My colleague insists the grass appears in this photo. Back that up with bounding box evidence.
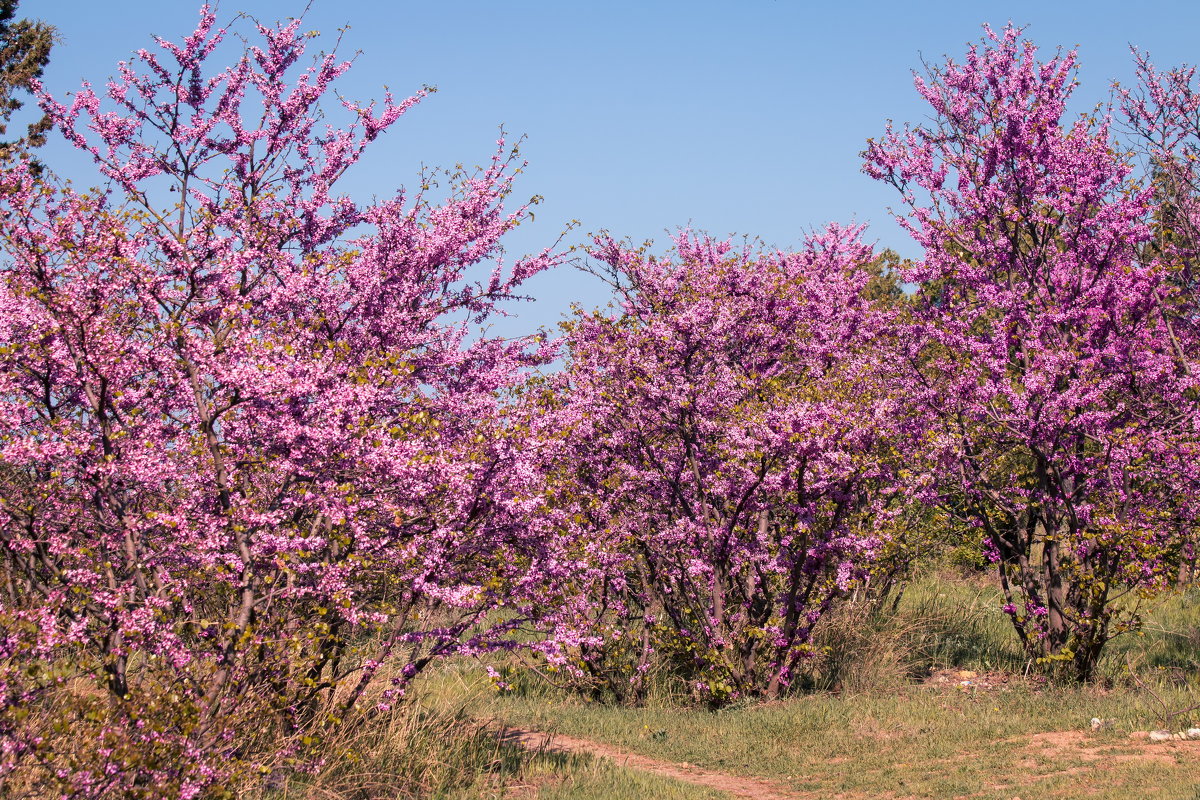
[415,570,1200,800]
[257,691,725,799]
[528,760,728,800]
[255,703,518,799]
[482,682,1200,799]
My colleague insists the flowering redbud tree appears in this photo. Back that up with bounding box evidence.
[546,226,910,703]
[1120,57,1200,578]
[0,6,568,795]
[864,26,1199,680]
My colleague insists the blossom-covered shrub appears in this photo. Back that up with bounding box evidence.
[0,6,569,794]
[543,227,912,703]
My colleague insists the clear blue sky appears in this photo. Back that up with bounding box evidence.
[32,1,1200,335]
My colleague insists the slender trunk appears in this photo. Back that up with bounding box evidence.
[1042,533,1069,655]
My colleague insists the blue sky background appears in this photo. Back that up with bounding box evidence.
[30,1,1200,335]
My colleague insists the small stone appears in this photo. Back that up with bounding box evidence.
[1186,728,1200,740]
[1090,717,1114,731]
[1148,729,1174,742]
[1174,732,1186,740]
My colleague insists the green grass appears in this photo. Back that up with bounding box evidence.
[483,682,1200,799]
[416,571,1200,800]
[528,760,728,800]
[259,697,724,800]
[263,651,734,800]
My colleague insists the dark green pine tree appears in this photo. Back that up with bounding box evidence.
[0,0,53,160]
[862,248,907,306]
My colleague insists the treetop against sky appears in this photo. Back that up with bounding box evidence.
[33,0,1200,333]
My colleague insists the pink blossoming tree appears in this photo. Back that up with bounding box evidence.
[543,226,912,703]
[0,6,568,794]
[864,26,1200,680]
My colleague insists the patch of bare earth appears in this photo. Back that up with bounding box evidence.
[922,668,1017,691]
[1030,729,1194,761]
[974,728,1200,797]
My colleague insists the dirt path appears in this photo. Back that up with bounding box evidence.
[499,727,800,800]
